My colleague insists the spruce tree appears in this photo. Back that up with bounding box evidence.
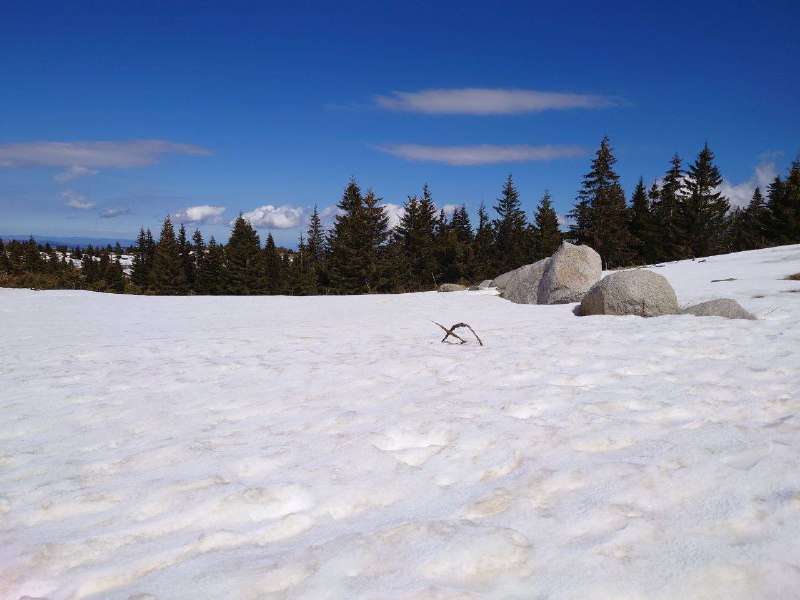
[628,177,656,263]
[681,143,730,257]
[652,154,687,261]
[151,217,187,295]
[739,187,770,250]
[766,160,800,244]
[200,236,224,294]
[493,174,528,273]
[264,232,285,294]
[473,202,495,280]
[131,228,151,288]
[224,215,266,295]
[568,137,634,267]
[306,205,326,264]
[393,188,438,290]
[533,190,562,259]
[177,223,195,288]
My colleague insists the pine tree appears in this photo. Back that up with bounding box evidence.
[738,187,770,250]
[473,202,495,280]
[224,215,266,295]
[114,242,123,260]
[652,154,687,261]
[533,190,562,259]
[568,137,634,267]
[766,160,800,244]
[177,223,195,289]
[681,143,730,257]
[199,236,224,294]
[628,177,656,263]
[131,228,152,288]
[326,179,389,294]
[151,217,187,294]
[393,188,438,290]
[493,174,528,273]
[264,232,285,294]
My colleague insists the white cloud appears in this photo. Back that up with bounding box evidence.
[62,190,95,210]
[54,165,98,183]
[382,203,406,229]
[100,208,131,219]
[239,205,304,229]
[557,213,575,231]
[0,139,211,168]
[174,205,226,225]
[375,88,627,115]
[440,203,458,216]
[718,159,778,209]
[376,143,584,166]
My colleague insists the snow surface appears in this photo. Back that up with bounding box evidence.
[2,245,800,599]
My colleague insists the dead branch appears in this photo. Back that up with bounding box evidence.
[431,321,484,346]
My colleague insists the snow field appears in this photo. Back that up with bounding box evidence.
[1,245,799,599]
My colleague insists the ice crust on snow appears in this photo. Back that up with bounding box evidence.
[1,245,800,599]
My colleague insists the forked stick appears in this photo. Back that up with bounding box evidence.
[431,321,484,346]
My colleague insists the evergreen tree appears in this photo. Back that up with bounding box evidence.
[493,174,528,273]
[628,177,656,263]
[766,160,800,244]
[114,242,123,259]
[151,217,187,294]
[738,187,770,250]
[393,188,438,290]
[177,223,195,289]
[224,215,266,295]
[473,202,495,280]
[131,228,151,288]
[107,258,126,293]
[533,190,562,259]
[199,236,224,294]
[652,154,687,261]
[681,143,730,257]
[568,137,634,267]
[326,179,389,293]
[264,232,285,294]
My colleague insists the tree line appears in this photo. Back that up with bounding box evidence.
[2,137,798,295]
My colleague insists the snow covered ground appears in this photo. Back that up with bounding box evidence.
[1,245,799,599]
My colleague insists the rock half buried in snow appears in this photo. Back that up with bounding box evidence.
[501,258,552,304]
[681,298,756,320]
[438,283,468,292]
[580,269,679,317]
[491,269,518,291]
[537,242,602,304]
[478,279,494,290]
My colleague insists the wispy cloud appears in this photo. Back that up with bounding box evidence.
[239,205,304,229]
[100,208,131,219]
[174,205,226,225]
[54,165,98,183]
[375,88,627,115]
[62,190,95,210]
[719,158,778,209]
[382,203,406,229]
[376,143,584,166]
[0,139,211,168]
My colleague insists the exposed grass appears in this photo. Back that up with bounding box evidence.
[785,272,800,281]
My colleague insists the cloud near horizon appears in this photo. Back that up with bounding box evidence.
[375,88,627,115]
[62,190,95,210]
[239,205,304,229]
[719,159,778,209]
[174,205,226,225]
[376,143,584,166]
[100,208,132,219]
[0,139,211,169]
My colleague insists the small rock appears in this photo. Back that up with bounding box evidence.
[478,279,494,290]
[438,283,467,293]
[681,298,756,320]
[580,269,679,317]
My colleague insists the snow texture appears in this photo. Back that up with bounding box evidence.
[2,245,800,599]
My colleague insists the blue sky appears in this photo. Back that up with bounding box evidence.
[1,0,798,247]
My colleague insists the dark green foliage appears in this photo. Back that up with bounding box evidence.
[326,179,390,294]
[151,217,187,295]
[568,137,634,267]
[392,186,439,290]
[131,227,156,288]
[493,174,528,273]
[628,177,657,263]
[651,155,688,261]
[680,143,730,257]
[472,202,495,280]
[264,232,285,294]
[178,223,195,287]
[766,160,800,244]
[532,190,562,259]
[224,215,265,295]
[199,236,224,294]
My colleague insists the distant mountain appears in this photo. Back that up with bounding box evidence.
[0,234,137,249]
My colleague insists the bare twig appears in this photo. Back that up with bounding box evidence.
[431,321,484,346]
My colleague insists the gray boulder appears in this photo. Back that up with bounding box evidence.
[580,269,679,317]
[478,279,494,290]
[501,258,551,304]
[491,269,518,291]
[438,283,467,293]
[681,298,756,320]
[538,242,602,304]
